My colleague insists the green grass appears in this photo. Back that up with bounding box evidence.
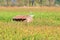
[0,8,60,40]
[0,10,60,26]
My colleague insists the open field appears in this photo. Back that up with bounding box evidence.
[0,7,60,26]
[0,7,60,40]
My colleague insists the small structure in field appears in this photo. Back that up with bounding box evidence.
[13,15,34,22]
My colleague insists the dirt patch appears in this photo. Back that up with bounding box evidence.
[0,6,60,12]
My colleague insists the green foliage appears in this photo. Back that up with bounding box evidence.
[56,0,60,4]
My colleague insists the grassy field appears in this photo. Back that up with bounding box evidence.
[0,7,60,40]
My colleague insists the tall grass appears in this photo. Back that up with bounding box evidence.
[0,9,60,26]
[0,7,60,40]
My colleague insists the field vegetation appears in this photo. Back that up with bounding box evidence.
[0,7,60,40]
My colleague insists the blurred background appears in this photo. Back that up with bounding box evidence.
[0,0,60,7]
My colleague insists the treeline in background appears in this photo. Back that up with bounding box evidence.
[0,0,60,6]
